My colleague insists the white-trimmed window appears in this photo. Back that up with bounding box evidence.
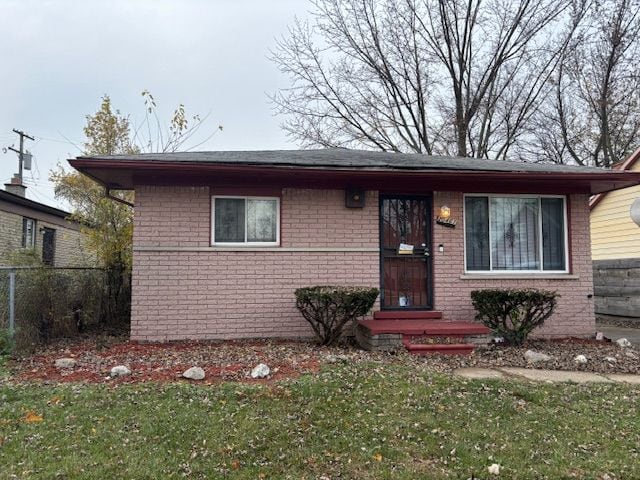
[212,196,280,246]
[22,217,36,248]
[464,194,568,273]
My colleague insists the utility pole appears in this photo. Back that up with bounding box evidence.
[7,128,35,183]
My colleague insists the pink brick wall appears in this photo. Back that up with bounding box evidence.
[131,186,595,341]
[131,187,379,341]
[432,192,595,337]
[135,186,211,248]
[281,189,378,248]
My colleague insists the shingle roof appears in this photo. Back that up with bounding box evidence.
[0,190,71,219]
[77,148,606,174]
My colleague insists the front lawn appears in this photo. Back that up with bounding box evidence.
[1,363,639,479]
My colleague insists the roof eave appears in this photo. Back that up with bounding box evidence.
[68,159,640,195]
[590,146,640,210]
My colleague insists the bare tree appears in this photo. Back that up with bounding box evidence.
[272,0,585,159]
[527,0,640,167]
[134,90,223,153]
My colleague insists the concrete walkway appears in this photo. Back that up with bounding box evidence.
[454,367,640,384]
[599,324,640,345]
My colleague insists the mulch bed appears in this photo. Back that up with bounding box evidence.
[6,337,353,385]
[4,335,639,384]
[422,338,640,374]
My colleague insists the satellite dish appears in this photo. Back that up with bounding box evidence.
[631,198,640,227]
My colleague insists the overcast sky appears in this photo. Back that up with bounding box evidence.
[0,0,309,209]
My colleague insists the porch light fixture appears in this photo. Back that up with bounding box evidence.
[436,205,457,228]
[631,198,640,227]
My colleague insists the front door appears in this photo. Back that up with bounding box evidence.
[42,227,56,266]
[380,196,432,310]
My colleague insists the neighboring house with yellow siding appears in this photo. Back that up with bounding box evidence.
[590,148,640,325]
[590,148,640,260]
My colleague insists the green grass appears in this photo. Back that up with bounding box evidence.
[1,363,639,479]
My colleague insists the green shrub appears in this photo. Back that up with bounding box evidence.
[0,268,107,353]
[471,288,559,345]
[295,286,379,346]
[0,328,13,357]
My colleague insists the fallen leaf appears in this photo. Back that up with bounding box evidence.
[373,452,383,462]
[231,459,240,470]
[24,411,43,423]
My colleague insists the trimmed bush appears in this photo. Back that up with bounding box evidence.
[295,286,379,346]
[471,288,559,345]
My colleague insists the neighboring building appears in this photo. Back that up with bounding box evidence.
[0,183,91,267]
[69,149,640,346]
[590,148,640,325]
[590,148,640,260]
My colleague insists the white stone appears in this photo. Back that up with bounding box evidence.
[616,338,632,348]
[55,358,76,369]
[110,365,131,377]
[182,366,205,380]
[251,363,270,379]
[325,354,339,363]
[524,350,551,363]
[574,354,588,364]
[488,463,501,475]
[624,350,638,359]
[605,356,617,363]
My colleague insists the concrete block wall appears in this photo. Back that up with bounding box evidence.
[0,209,24,263]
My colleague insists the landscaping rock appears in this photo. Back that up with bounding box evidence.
[574,354,588,364]
[110,365,131,377]
[605,356,617,363]
[524,350,551,363]
[326,353,351,363]
[251,363,270,379]
[325,354,339,363]
[182,366,205,380]
[625,350,638,359]
[54,358,76,369]
[616,338,632,348]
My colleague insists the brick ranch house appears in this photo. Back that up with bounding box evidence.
[0,185,90,268]
[69,150,640,351]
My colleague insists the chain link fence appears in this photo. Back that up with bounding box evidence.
[0,267,119,353]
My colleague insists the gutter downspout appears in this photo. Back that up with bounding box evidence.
[106,187,134,208]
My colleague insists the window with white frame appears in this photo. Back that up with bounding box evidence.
[212,196,279,245]
[22,217,36,248]
[464,195,567,272]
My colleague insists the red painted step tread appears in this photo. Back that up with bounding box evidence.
[374,310,443,320]
[405,343,475,355]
